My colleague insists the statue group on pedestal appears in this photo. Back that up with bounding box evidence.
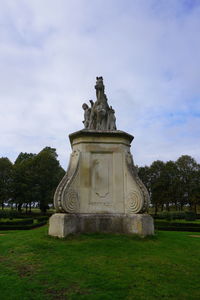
[82,77,117,131]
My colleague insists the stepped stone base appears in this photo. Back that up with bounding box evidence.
[48,213,154,238]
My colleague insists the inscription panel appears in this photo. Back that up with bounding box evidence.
[90,153,113,204]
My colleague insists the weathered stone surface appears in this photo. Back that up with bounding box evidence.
[49,77,154,238]
[48,213,154,237]
[54,130,149,215]
[82,77,117,131]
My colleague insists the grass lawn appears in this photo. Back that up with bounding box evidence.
[0,227,200,300]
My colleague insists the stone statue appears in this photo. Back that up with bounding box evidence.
[82,103,91,129]
[49,76,154,238]
[82,77,117,131]
[107,106,116,130]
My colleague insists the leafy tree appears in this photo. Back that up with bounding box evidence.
[15,152,35,164]
[176,155,199,211]
[139,156,200,213]
[148,160,167,214]
[31,147,65,213]
[163,161,180,211]
[193,165,200,213]
[0,157,13,209]
[12,148,65,213]
[138,166,151,194]
[12,153,36,211]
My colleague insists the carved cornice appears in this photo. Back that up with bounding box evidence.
[69,129,134,145]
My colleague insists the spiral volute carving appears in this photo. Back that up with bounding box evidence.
[127,190,143,214]
[62,189,79,213]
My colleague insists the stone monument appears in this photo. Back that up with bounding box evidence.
[49,77,154,237]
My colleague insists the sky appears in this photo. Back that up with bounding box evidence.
[0,0,200,169]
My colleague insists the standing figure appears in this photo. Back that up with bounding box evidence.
[96,104,107,130]
[107,106,117,130]
[82,103,91,129]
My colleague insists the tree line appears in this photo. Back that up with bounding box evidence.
[138,155,200,214]
[0,147,65,213]
[0,149,200,214]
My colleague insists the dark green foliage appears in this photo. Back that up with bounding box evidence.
[153,211,198,221]
[156,226,200,232]
[35,216,49,222]
[31,147,65,213]
[185,211,196,221]
[0,215,49,230]
[14,152,36,164]
[0,218,33,225]
[0,209,22,219]
[154,211,186,220]
[138,155,200,214]
[155,220,200,227]
[12,153,36,212]
[155,219,200,231]
[176,155,200,211]
[0,220,47,230]
[3,147,65,213]
[0,157,13,209]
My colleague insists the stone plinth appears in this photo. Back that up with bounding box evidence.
[54,130,150,214]
[48,213,154,238]
[49,130,154,237]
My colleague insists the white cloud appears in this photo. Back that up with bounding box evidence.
[0,0,200,168]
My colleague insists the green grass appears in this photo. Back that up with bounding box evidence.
[0,227,200,300]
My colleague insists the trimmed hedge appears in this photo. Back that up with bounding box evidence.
[152,211,200,221]
[155,221,200,228]
[155,226,200,232]
[0,210,22,219]
[185,211,196,221]
[0,210,53,220]
[0,218,33,226]
[0,220,47,230]
[155,220,200,232]
[0,214,49,230]
[35,216,49,222]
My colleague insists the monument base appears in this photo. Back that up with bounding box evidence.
[48,213,154,238]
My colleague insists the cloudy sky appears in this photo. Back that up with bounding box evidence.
[1,0,200,169]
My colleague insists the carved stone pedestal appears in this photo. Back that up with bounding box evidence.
[49,213,154,238]
[49,130,154,237]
